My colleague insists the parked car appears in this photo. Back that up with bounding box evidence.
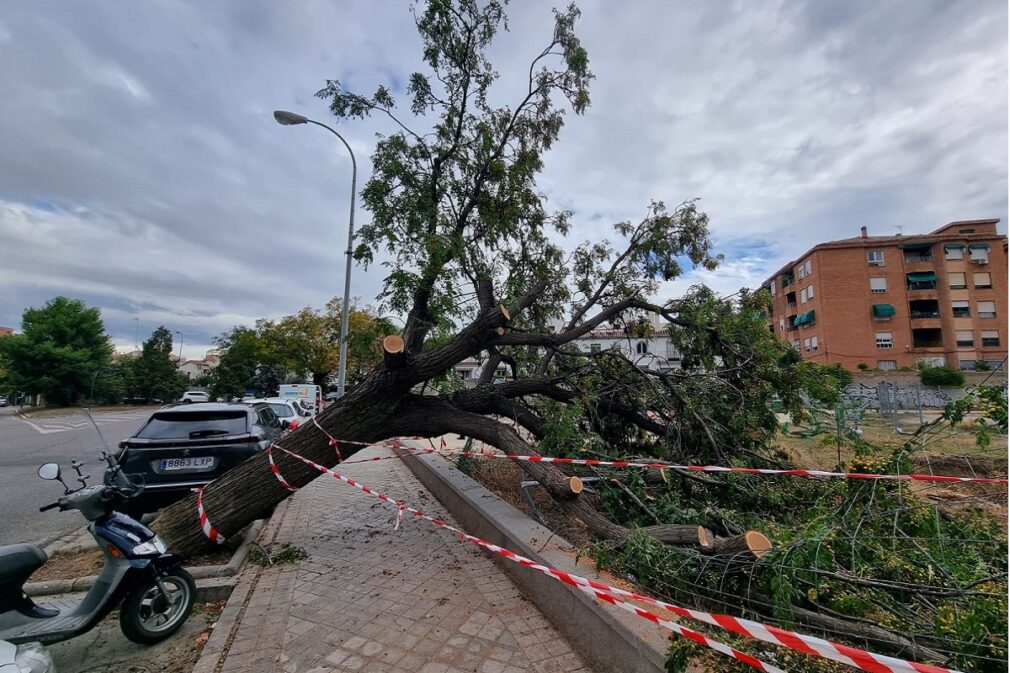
[121,396,164,405]
[113,402,283,515]
[0,395,7,407]
[180,390,210,403]
[243,398,312,430]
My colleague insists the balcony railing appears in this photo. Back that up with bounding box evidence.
[786,302,797,310]
[910,311,940,319]
[904,254,934,264]
[907,282,937,292]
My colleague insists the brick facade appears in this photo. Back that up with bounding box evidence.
[762,220,1008,371]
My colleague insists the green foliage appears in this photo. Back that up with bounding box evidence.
[920,365,965,387]
[857,362,870,371]
[943,385,1008,448]
[249,544,308,566]
[316,0,595,331]
[207,300,395,399]
[972,360,991,372]
[129,326,188,402]
[0,296,112,406]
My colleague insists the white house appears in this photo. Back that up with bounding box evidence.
[451,315,681,384]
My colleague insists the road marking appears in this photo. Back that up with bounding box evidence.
[14,412,149,435]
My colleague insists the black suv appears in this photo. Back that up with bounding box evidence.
[114,402,283,515]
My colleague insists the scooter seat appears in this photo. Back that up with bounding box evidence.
[0,544,47,588]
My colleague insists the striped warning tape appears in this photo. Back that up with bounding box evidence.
[267,445,298,491]
[193,486,226,544]
[271,446,784,673]
[273,445,961,673]
[325,437,1008,485]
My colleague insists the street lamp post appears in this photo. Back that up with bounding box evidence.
[174,331,184,363]
[273,110,357,400]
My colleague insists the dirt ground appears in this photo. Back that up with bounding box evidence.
[49,600,225,673]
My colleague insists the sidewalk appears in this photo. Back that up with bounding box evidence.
[195,443,594,673]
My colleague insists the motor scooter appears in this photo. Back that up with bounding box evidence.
[0,452,195,647]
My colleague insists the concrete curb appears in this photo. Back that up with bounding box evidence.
[396,445,669,673]
[25,519,265,598]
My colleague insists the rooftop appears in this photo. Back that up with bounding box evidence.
[766,219,1005,282]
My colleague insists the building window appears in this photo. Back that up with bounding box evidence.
[955,330,974,347]
[875,332,893,349]
[769,280,776,295]
[973,272,992,289]
[804,260,812,275]
[878,360,897,371]
[951,301,970,318]
[969,244,990,264]
[870,277,887,293]
[800,287,808,304]
[778,318,784,332]
[590,343,601,353]
[981,330,1000,347]
[944,244,964,261]
[948,272,967,289]
[807,284,814,300]
[867,250,885,266]
[977,301,996,318]
[811,335,818,350]
[459,369,471,380]
[803,337,811,352]
[959,228,976,234]
[636,341,648,354]
[797,265,804,280]
[791,338,800,349]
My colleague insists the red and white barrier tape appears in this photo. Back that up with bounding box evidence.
[332,439,1008,485]
[270,447,784,673]
[310,416,344,461]
[193,487,226,544]
[267,445,298,492]
[273,445,959,673]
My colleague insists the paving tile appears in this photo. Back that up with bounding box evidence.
[206,443,594,673]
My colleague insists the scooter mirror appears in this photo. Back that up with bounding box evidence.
[38,463,61,480]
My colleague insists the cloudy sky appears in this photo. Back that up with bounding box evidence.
[1,0,1006,359]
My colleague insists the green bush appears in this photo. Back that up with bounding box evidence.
[920,365,965,387]
[857,362,870,371]
[973,360,992,372]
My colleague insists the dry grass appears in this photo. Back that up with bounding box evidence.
[776,410,1007,472]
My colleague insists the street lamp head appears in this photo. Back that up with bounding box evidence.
[273,110,309,126]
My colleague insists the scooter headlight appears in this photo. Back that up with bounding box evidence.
[14,641,54,673]
[132,535,168,556]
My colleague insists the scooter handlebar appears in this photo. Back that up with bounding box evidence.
[39,502,60,512]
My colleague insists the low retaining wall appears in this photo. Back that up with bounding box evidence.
[396,446,668,673]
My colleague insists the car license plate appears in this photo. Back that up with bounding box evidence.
[160,457,215,471]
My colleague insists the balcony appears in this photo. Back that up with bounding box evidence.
[786,302,797,310]
[903,253,934,264]
[906,271,937,292]
[909,299,939,320]
[912,328,943,349]
[900,243,934,266]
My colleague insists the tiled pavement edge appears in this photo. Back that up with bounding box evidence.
[193,443,594,673]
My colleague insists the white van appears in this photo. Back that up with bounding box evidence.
[277,384,323,415]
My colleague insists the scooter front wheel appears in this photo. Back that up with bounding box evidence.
[119,568,196,644]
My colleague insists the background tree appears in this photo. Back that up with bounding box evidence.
[130,326,188,402]
[0,296,111,406]
[207,326,262,401]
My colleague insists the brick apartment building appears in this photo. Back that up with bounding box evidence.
[762,219,1008,371]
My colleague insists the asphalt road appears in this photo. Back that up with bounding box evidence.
[0,406,156,546]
